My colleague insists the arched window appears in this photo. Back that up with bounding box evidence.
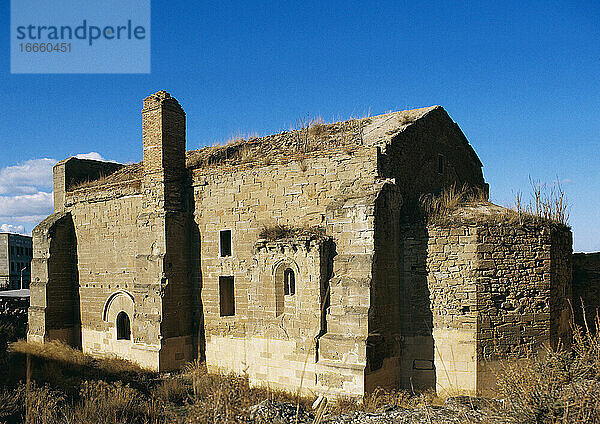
[284,268,295,296]
[116,311,131,340]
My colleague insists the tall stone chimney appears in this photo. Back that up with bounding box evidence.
[141,90,186,211]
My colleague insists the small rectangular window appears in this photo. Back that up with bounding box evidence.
[438,154,444,174]
[219,276,235,316]
[219,230,232,257]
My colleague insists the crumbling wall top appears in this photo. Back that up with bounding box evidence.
[142,90,184,112]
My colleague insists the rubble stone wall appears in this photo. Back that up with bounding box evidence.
[573,252,600,330]
[398,222,572,394]
[474,224,571,392]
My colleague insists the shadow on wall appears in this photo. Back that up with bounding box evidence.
[189,202,206,362]
[368,184,435,392]
[46,213,81,348]
[399,225,435,391]
[573,252,600,332]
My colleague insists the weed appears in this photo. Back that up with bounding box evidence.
[258,224,326,241]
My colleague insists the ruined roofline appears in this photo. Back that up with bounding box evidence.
[185,106,442,171]
[66,105,447,192]
[425,200,571,229]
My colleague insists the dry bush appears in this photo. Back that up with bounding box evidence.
[0,383,66,424]
[398,111,415,125]
[10,340,150,376]
[513,178,570,226]
[69,175,106,191]
[419,183,487,221]
[308,118,327,140]
[258,224,326,241]
[258,223,295,240]
[496,315,600,423]
[61,380,167,424]
[326,388,421,414]
[152,376,189,405]
[0,385,26,422]
[24,383,65,424]
[181,366,308,423]
[420,179,570,228]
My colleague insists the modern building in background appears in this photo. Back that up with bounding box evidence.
[0,233,33,290]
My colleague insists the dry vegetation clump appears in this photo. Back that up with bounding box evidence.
[325,387,443,416]
[186,115,371,171]
[419,179,570,228]
[11,335,600,423]
[174,359,314,423]
[7,340,157,400]
[68,163,143,191]
[513,178,570,226]
[258,224,327,241]
[398,111,416,125]
[495,315,600,424]
[419,183,488,222]
[2,341,313,424]
[0,380,168,424]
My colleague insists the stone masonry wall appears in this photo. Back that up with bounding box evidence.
[64,191,157,365]
[418,225,478,393]
[53,158,123,213]
[573,252,600,330]
[193,147,380,397]
[378,106,487,202]
[475,224,572,392]
[366,184,404,392]
[28,212,80,346]
[398,221,572,395]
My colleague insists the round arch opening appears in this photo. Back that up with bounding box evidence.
[116,311,131,340]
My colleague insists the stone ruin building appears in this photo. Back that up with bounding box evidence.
[28,90,575,397]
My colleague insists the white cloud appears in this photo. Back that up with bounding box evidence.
[0,158,56,195]
[0,191,53,218]
[0,153,112,230]
[75,152,105,161]
[0,223,25,234]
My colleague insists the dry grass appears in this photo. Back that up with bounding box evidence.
[7,333,600,423]
[10,340,148,376]
[495,315,600,423]
[513,178,570,226]
[258,224,326,241]
[7,315,600,424]
[420,180,570,228]
[68,163,142,191]
[398,111,416,125]
[179,360,313,423]
[420,183,488,220]
[325,387,444,415]
[186,114,371,171]
[69,173,109,191]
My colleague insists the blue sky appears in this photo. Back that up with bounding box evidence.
[0,0,598,251]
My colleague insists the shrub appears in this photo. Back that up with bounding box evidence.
[258,224,326,241]
[496,316,600,423]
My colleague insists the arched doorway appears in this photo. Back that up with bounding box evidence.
[116,311,131,340]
